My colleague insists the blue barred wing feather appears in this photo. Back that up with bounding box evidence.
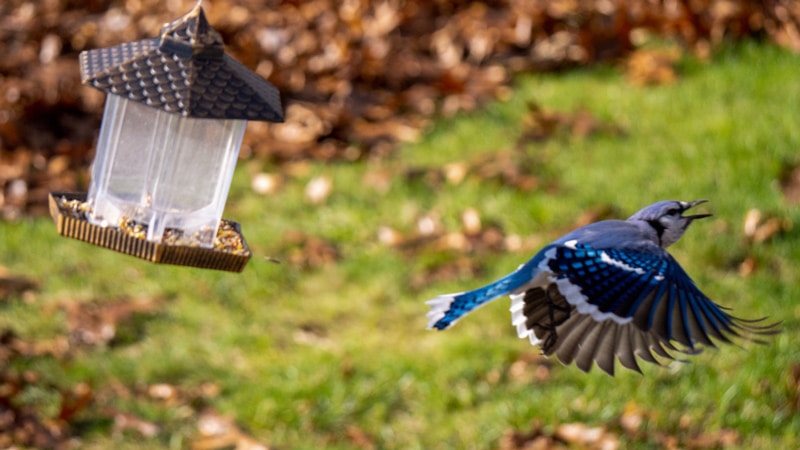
[545,243,780,350]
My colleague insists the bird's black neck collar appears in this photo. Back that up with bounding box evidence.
[647,220,665,246]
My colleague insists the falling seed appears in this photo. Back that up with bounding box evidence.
[305,176,332,204]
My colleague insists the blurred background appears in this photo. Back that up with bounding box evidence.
[2,1,799,449]
[3,0,799,219]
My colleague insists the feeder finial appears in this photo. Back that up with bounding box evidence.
[159,1,223,58]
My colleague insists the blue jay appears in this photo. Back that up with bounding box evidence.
[426,200,780,375]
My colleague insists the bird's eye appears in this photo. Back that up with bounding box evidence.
[666,208,680,216]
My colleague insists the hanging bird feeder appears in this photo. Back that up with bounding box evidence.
[49,2,283,272]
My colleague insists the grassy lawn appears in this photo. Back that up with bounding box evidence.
[2,42,799,449]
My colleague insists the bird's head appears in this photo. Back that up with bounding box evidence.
[628,200,712,248]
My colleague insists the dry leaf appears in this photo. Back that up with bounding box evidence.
[461,207,482,235]
[0,268,38,302]
[61,296,162,348]
[517,101,625,147]
[555,423,617,449]
[738,256,757,277]
[58,382,93,422]
[0,367,75,448]
[743,208,792,244]
[362,168,393,193]
[626,47,681,86]
[251,173,283,195]
[109,409,160,438]
[409,257,484,291]
[192,409,270,450]
[685,428,739,448]
[498,421,555,450]
[619,402,645,437]
[278,230,340,269]
[377,226,404,246]
[305,175,333,204]
[506,352,553,384]
[788,362,800,412]
[779,161,800,204]
[345,425,376,450]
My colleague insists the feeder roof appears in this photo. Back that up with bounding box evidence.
[79,4,283,122]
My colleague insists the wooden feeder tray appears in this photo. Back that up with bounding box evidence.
[48,192,251,272]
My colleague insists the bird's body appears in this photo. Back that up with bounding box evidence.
[426,200,779,375]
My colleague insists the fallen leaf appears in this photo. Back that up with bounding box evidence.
[345,425,376,450]
[626,47,681,86]
[517,101,625,147]
[109,409,160,438]
[147,383,180,404]
[305,175,333,204]
[293,322,332,349]
[251,173,283,195]
[555,423,617,449]
[506,352,553,384]
[443,161,469,185]
[362,168,393,193]
[461,207,482,235]
[61,296,162,348]
[0,267,38,302]
[277,230,340,269]
[619,402,647,437]
[498,421,554,450]
[685,428,739,448]
[192,409,270,450]
[58,382,93,422]
[377,226,404,246]
[409,256,484,291]
[788,362,800,412]
[738,256,757,277]
[742,208,792,244]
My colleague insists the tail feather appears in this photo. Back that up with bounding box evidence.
[426,292,471,330]
[426,260,543,330]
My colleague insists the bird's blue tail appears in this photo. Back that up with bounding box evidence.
[426,260,540,330]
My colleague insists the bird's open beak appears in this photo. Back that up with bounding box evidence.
[684,199,712,220]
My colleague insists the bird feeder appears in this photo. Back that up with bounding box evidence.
[49,2,283,272]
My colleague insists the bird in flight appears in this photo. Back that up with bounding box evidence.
[426,200,780,375]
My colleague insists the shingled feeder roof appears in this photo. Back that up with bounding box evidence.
[79,3,283,122]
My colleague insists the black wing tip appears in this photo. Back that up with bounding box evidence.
[670,316,781,353]
[732,316,783,336]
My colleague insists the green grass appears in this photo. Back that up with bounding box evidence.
[2,42,800,449]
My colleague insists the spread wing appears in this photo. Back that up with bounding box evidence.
[510,242,780,375]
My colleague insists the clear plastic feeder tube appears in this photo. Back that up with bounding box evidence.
[87,95,246,248]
